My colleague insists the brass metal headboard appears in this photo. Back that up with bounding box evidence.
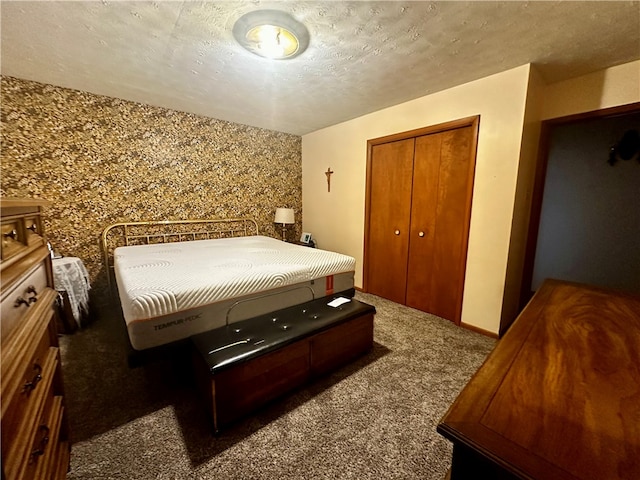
[101,218,259,296]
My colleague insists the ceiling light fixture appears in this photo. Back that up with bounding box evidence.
[233,10,309,60]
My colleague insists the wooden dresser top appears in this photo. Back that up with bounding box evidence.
[438,279,640,480]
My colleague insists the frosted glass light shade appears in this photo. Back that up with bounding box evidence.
[233,10,309,60]
[274,208,295,224]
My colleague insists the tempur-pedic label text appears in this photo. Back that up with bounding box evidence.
[154,313,202,331]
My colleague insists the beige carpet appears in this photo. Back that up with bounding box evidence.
[59,292,495,479]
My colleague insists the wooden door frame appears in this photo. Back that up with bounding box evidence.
[363,115,480,325]
[519,102,640,309]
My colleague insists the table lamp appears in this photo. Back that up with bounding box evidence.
[274,207,294,241]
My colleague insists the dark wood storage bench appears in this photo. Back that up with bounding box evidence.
[191,296,375,432]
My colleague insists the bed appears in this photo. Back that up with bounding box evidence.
[101,219,356,351]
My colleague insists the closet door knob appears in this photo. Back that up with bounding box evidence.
[394,230,400,235]
[418,231,425,237]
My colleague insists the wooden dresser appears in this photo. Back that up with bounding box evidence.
[1,198,70,479]
[437,279,640,479]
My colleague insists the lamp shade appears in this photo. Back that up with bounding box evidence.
[274,207,295,224]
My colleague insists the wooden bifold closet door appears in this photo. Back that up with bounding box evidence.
[366,138,415,304]
[364,117,478,324]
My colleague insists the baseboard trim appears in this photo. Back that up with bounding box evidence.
[354,289,498,339]
[460,322,499,339]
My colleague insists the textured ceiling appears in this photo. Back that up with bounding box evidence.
[1,1,639,135]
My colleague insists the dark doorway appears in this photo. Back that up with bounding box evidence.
[521,103,640,307]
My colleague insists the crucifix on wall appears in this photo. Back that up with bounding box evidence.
[325,167,334,192]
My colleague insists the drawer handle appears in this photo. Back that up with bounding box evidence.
[27,285,38,304]
[27,223,38,232]
[23,364,43,394]
[14,297,30,308]
[29,425,50,463]
[394,229,400,235]
[4,229,18,240]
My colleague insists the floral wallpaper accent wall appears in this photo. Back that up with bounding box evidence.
[1,76,302,305]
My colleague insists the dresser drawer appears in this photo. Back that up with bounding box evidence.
[23,215,44,248]
[1,342,57,467]
[3,349,59,480]
[1,219,26,262]
[1,261,49,341]
[53,440,71,480]
[35,399,65,480]
[23,391,61,480]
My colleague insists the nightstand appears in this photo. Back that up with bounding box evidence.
[294,241,316,248]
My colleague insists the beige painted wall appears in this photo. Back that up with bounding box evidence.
[542,60,640,119]
[302,64,532,334]
[500,66,546,332]
[301,60,640,335]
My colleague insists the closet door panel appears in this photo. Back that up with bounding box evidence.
[405,133,441,312]
[366,139,415,304]
[427,126,475,322]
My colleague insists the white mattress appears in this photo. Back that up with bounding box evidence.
[114,235,356,350]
